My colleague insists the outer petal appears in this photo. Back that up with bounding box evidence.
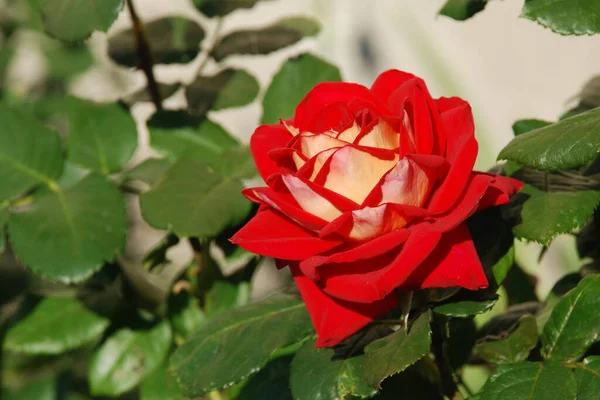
[478,175,524,210]
[319,223,442,303]
[291,264,398,348]
[230,209,341,259]
[370,69,418,104]
[402,223,488,290]
[250,124,293,181]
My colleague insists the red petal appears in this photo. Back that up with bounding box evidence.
[291,264,398,347]
[478,175,524,210]
[250,124,294,181]
[318,223,442,303]
[370,70,418,104]
[402,223,488,290]
[230,209,341,259]
[312,102,355,134]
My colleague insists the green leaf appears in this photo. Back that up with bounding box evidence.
[0,201,8,252]
[0,104,63,203]
[439,0,488,21]
[363,311,432,388]
[62,98,138,174]
[193,0,273,17]
[473,315,538,364]
[2,374,57,400]
[169,291,205,339]
[88,320,172,397]
[123,83,181,105]
[521,0,600,36]
[4,296,109,355]
[9,174,128,283]
[498,107,600,171]
[186,69,260,115]
[235,356,293,400]
[262,53,341,124]
[140,155,251,238]
[109,17,205,67]
[512,119,552,136]
[125,158,171,187]
[513,189,600,246]
[148,111,238,165]
[478,362,577,400]
[140,364,184,400]
[43,39,93,80]
[214,146,257,180]
[493,246,514,286]
[205,281,251,317]
[434,297,498,318]
[573,356,600,400]
[211,17,321,61]
[169,294,314,397]
[542,275,600,362]
[290,338,376,400]
[39,0,123,42]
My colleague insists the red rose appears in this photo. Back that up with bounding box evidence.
[232,70,523,347]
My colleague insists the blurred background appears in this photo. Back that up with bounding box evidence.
[4,0,596,299]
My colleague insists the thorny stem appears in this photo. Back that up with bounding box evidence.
[194,17,223,78]
[125,0,162,110]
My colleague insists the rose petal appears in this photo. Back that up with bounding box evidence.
[231,209,341,259]
[370,69,419,104]
[402,223,488,290]
[312,102,355,134]
[291,264,398,347]
[290,133,347,159]
[478,175,524,210]
[250,124,294,181]
[355,118,400,150]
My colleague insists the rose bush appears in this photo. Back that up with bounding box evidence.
[232,70,522,347]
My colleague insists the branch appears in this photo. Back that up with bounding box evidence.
[125,0,162,110]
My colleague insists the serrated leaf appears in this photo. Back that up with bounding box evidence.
[109,17,205,67]
[169,294,313,397]
[39,0,123,42]
[512,119,552,136]
[474,315,538,364]
[498,107,600,171]
[89,320,172,397]
[9,174,128,283]
[434,297,497,318]
[193,0,273,17]
[290,338,376,400]
[186,69,260,115]
[363,311,432,388]
[513,189,600,246]
[262,53,341,124]
[169,291,205,339]
[140,155,251,238]
[439,0,488,21]
[211,16,321,61]
[148,111,239,165]
[235,356,293,400]
[478,362,577,400]
[542,275,600,361]
[4,296,109,355]
[140,364,184,400]
[573,356,600,400]
[205,280,251,317]
[0,104,63,203]
[521,0,600,36]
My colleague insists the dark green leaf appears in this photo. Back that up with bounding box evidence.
[140,155,251,238]
[498,107,600,171]
[493,246,514,286]
[478,362,577,400]
[0,104,63,203]
[193,0,273,17]
[186,69,260,114]
[0,202,8,252]
[125,158,171,187]
[169,291,205,340]
[4,296,109,355]
[140,364,184,400]
[290,338,376,400]
[434,297,497,318]
[573,356,600,400]
[363,311,432,388]
[211,17,321,61]
[512,119,552,136]
[235,356,293,400]
[439,0,488,21]
[88,320,172,397]
[513,188,600,246]
[169,294,313,397]
[374,364,442,400]
[474,315,538,364]
[148,111,238,165]
[521,0,600,35]
[123,83,181,105]
[9,174,128,282]
[262,53,341,124]
[445,317,477,369]
[39,0,123,42]
[2,374,57,400]
[205,280,251,317]
[62,98,138,174]
[542,275,600,361]
[109,17,205,67]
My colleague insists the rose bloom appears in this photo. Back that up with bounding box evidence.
[231,70,522,347]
